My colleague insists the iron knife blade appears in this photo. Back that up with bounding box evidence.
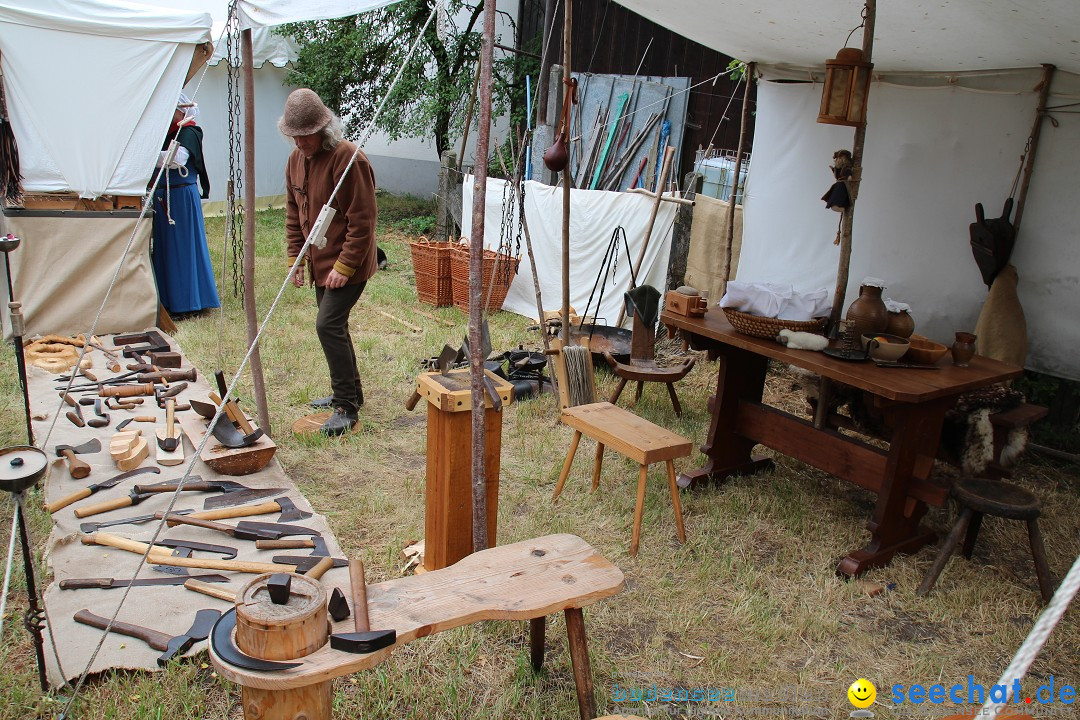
[80,508,193,534]
[202,487,289,510]
[236,521,320,537]
[60,574,229,590]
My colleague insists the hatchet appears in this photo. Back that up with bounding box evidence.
[329,559,396,653]
[54,439,101,479]
[74,607,221,667]
[45,466,160,513]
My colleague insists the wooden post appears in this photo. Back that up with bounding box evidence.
[560,0,573,345]
[469,0,498,554]
[235,572,330,720]
[665,171,702,291]
[565,607,596,720]
[828,0,876,330]
[720,62,754,299]
[240,29,272,436]
[529,616,546,671]
[1012,64,1055,233]
[435,150,457,243]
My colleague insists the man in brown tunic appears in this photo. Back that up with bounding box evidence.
[280,89,378,435]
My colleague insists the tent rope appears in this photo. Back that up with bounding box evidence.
[0,505,18,638]
[53,7,438,716]
[981,554,1080,719]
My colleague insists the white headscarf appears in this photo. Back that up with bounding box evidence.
[177,92,200,124]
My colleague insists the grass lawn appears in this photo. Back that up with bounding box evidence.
[0,193,1077,719]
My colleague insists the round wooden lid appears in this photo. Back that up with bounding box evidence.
[237,572,327,626]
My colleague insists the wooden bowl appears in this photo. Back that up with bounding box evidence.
[906,334,949,364]
[861,333,910,362]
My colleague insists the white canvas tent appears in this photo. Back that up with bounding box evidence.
[613,0,1080,381]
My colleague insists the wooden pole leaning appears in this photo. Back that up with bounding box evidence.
[241,29,272,436]
[720,62,755,300]
[828,0,876,330]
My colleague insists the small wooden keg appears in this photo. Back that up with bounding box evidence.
[235,572,330,720]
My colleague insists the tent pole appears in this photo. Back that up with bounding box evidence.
[828,0,876,330]
[720,62,754,300]
[241,29,272,435]
[1013,64,1055,233]
[560,0,573,344]
[469,0,497,553]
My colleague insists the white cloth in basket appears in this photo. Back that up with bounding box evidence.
[719,281,832,321]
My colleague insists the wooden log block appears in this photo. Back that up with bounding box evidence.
[178,413,276,476]
[236,572,331,720]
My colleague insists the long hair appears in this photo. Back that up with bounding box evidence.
[320,115,344,150]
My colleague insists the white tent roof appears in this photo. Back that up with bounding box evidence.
[612,0,1080,75]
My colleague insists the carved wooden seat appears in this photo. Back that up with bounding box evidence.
[550,339,691,556]
[603,287,695,416]
[917,477,1056,602]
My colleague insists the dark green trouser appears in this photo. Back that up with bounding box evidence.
[314,281,366,414]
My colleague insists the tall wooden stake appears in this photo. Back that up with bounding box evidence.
[720,62,754,299]
[469,0,497,553]
[1013,64,1055,233]
[241,29,272,435]
[829,0,876,329]
[560,0,573,344]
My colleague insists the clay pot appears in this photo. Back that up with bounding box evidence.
[951,331,977,367]
[885,310,915,338]
[845,283,888,340]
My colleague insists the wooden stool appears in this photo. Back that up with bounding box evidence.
[917,477,1055,602]
[553,402,692,556]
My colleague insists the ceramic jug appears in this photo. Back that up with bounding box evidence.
[845,283,888,340]
[885,309,915,338]
[951,332,977,367]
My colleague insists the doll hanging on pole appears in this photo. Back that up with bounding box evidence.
[822,149,853,244]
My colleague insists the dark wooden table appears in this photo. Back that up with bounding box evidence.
[662,310,1023,576]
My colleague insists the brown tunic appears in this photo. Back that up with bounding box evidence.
[285,140,378,286]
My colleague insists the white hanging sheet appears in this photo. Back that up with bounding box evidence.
[461,177,677,327]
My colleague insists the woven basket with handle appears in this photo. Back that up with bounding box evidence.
[409,236,454,306]
[722,307,827,339]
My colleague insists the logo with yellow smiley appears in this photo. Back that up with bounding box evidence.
[848,678,876,717]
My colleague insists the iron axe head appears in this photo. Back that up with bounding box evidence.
[158,608,222,667]
[273,496,311,522]
[53,439,101,456]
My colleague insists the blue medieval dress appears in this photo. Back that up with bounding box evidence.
[151,124,220,314]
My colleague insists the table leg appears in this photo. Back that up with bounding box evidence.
[838,399,948,576]
[565,607,596,720]
[530,616,546,671]
[679,347,772,488]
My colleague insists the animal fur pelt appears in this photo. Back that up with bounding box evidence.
[940,384,1028,475]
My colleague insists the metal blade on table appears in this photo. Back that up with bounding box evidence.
[202,487,289,510]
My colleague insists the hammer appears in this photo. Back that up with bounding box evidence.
[54,439,101,479]
[329,559,396,653]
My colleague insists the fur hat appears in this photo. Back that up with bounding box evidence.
[278,89,333,137]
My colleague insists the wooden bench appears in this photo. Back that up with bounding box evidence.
[209,534,625,720]
[554,402,692,556]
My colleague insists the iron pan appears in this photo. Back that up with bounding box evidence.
[569,324,632,365]
[507,350,547,374]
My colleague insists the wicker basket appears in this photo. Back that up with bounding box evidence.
[450,245,519,312]
[409,236,454,306]
[722,307,827,339]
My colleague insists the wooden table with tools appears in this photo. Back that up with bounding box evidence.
[662,310,1023,576]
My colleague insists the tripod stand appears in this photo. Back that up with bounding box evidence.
[0,447,50,691]
[0,233,49,690]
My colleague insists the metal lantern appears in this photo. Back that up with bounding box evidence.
[818,47,873,127]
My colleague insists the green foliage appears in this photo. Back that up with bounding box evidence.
[392,213,437,236]
[726,58,748,82]
[279,0,527,160]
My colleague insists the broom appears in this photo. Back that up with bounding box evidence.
[0,57,22,204]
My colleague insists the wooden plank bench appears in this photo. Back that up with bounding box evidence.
[209,534,625,719]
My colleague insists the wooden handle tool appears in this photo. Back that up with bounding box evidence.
[46,486,93,513]
[74,609,171,651]
[82,533,296,574]
[209,392,256,435]
[349,559,370,631]
[306,556,335,581]
[184,579,237,603]
[188,500,282,522]
[59,449,91,478]
[255,538,314,550]
[74,494,136,518]
[99,383,156,398]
